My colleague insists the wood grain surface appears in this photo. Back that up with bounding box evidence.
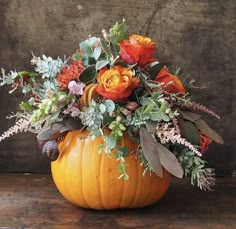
[0,0,235,174]
[0,174,235,228]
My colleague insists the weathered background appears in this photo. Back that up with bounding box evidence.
[0,0,235,174]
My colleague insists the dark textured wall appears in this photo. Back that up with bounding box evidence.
[0,0,235,174]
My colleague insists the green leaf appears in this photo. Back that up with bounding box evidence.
[79,65,97,84]
[96,60,109,70]
[79,38,97,57]
[139,127,163,177]
[109,20,128,43]
[18,71,40,78]
[93,46,101,60]
[19,101,35,111]
[150,112,162,121]
[179,120,200,145]
[117,146,129,157]
[156,142,183,178]
[64,118,83,130]
[195,119,224,144]
[148,62,167,79]
[104,135,117,149]
[159,100,169,112]
[100,39,112,57]
[72,52,83,61]
[110,42,119,59]
[99,104,106,113]
[159,113,170,122]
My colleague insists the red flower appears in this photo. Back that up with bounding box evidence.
[96,66,140,101]
[57,61,84,90]
[119,34,156,66]
[200,132,212,153]
[155,68,186,95]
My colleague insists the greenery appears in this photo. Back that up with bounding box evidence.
[0,19,223,190]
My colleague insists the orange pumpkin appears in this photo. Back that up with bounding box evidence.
[51,130,170,210]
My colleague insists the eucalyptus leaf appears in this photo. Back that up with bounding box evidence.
[93,46,101,60]
[100,39,112,57]
[79,65,97,84]
[79,40,94,57]
[140,127,163,177]
[156,142,183,178]
[99,104,107,113]
[150,112,162,121]
[96,60,109,70]
[159,113,170,122]
[104,99,115,112]
[64,118,83,130]
[37,129,58,141]
[110,42,119,59]
[180,110,201,122]
[195,119,224,144]
[178,120,200,145]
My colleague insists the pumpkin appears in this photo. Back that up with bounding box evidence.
[51,130,170,210]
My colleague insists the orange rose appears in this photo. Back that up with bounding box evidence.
[119,34,156,66]
[96,66,140,101]
[155,68,185,94]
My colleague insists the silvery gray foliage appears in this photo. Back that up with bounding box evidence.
[79,101,104,131]
[31,54,67,79]
[0,69,17,86]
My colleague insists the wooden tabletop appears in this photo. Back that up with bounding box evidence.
[0,174,235,229]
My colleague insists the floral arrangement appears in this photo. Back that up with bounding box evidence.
[0,19,223,190]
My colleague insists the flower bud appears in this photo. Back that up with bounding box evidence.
[116,116,122,122]
[125,101,138,111]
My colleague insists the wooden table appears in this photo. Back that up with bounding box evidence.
[0,174,235,229]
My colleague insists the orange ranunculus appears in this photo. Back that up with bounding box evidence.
[119,34,156,66]
[57,61,84,90]
[199,132,212,153]
[155,67,186,95]
[96,66,140,101]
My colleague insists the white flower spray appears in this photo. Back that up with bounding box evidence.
[0,118,30,142]
[154,121,202,157]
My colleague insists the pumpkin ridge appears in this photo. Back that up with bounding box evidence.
[129,157,140,208]
[97,149,105,209]
[118,166,125,208]
[80,137,89,208]
[118,137,127,208]
[65,133,84,206]
[140,173,153,207]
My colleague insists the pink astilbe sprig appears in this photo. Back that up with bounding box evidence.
[181,101,220,120]
[0,118,30,142]
[155,122,202,157]
[172,118,180,134]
